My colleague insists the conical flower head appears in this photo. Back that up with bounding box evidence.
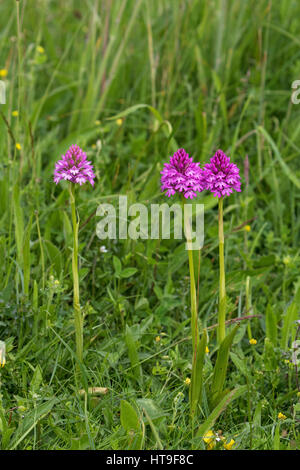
[54,144,95,186]
[202,150,241,197]
[161,148,206,199]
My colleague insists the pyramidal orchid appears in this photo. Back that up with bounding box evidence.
[202,149,241,198]
[54,145,95,365]
[161,148,206,199]
[161,148,204,352]
[161,148,207,429]
[203,150,241,344]
[54,144,95,186]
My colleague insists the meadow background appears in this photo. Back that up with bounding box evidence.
[0,0,300,450]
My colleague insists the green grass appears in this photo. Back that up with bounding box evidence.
[0,0,300,450]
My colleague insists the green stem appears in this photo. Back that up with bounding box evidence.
[182,197,201,443]
[183,197,198,354]
[188,245,198,354]
[218,197,226,344]
[69,184,83,364]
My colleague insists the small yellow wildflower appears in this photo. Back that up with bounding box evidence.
[95,120,101,125]
[244,225,251,232]
[184,377,191,386]
[283,256,291,266]
[249,338,257,345]
[203,430,215,450]
[278,412,287,420]
[0,69,8,78]
[223,439,235,450]
[116,118,123,126]
[155,336,161,343]
[205,346,210,354]
[54,280,60,285]
[16,143,22,150]
[36,46,45,54]
[12,110,19,117]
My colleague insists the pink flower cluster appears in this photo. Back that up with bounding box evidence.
[54,145,95,186]
[161,148,241,199]
[160,148,206,199]
[202,150,241,198]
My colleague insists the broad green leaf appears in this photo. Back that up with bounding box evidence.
[190,330,207,415]
[229,352,248,377]
[113,256,122,276]
[120,268,137,278]
[120,400,140,432]
[135,297,149,311]
[30,365,43,394]
[70,434,91,450]
[120,400,143,450]
[195,386,247,447]
[210,325,239,407]
[125,325,142,380]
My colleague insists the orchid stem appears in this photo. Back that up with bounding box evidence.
[183,197,198,354]
[182,197,199,447]
[69,183,83,365]
[218,196,226,344]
